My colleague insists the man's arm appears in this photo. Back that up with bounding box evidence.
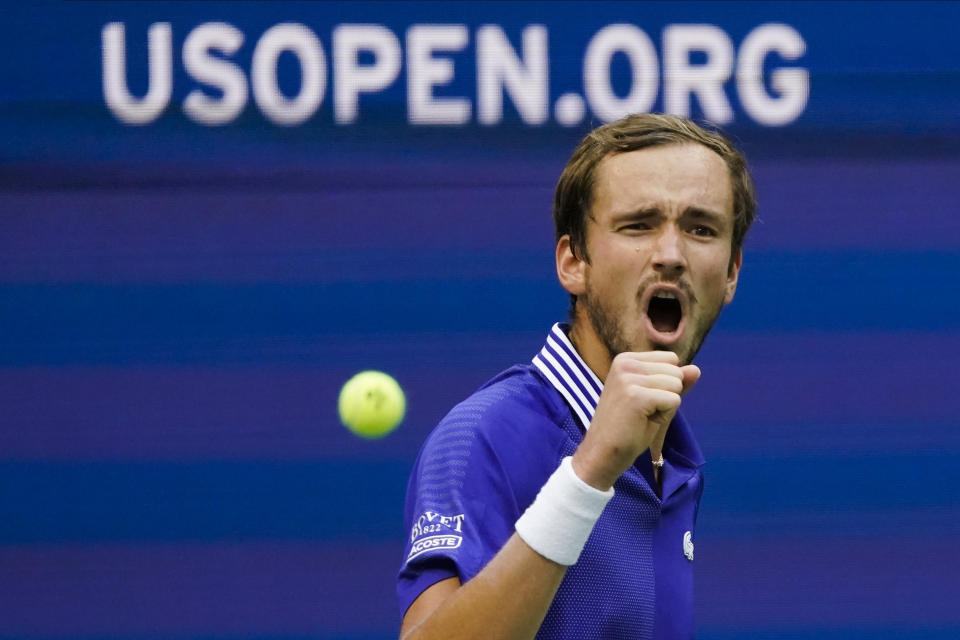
[400,534,566,640]
[400,352,700,640]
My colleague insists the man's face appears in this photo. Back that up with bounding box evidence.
[565,143,741,366]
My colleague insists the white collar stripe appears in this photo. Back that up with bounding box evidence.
[533,323,605,430]
[538,348,595,421]
[532,354,592,429]
[545,336,600,404]
[549,324,602,393]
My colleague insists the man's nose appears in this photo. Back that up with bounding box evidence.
[652,226,686,276]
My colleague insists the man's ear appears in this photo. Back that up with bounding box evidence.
[556,235,587,297]
[724,248,742,304]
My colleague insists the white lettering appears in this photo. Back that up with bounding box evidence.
[583,24,659,122]
[437,513,466,532]
[663,24,734,124]
[406,25,470,125]
[333,24,402,124]
[407,534,462,561]
[476,25,548,126]
[251,23,326,126]
[410,511,465,541]
[100,21,810,130]
[102,22,172,125]
[736,23,808,126]
[182,22,248,126]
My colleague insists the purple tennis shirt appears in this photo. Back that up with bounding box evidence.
[398,323,706,639]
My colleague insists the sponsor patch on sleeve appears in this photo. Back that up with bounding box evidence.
[407,510,466,562]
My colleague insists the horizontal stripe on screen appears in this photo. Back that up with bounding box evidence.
[2,452,957,544]
[697,536,960,628]
[0,459,409,544]
[1,328,957,459]
[4,158,959,259]
[1,535,957,637]
[0,250,958,365]
[0,542,402,637]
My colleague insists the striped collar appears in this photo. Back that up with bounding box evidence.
[532,322,603,430]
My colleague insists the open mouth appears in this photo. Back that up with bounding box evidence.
[647,292,683,334]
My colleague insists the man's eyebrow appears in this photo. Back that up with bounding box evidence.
[684,207,727,225]
[610,207,661,221]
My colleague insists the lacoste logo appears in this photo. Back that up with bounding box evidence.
[408,534,462,561]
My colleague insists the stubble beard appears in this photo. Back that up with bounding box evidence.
[582,286,632,359]
[581,283,724,366]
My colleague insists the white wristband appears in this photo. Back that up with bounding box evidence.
[515,456,615,566]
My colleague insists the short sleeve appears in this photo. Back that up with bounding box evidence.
[396,397,520,618]
[395,369,573,620]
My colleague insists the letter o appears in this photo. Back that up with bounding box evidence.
[583,24,659,122]
[252,23,325,126]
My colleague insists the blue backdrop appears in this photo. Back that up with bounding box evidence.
[2,1,959,638]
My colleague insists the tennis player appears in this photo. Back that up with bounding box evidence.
[398,113,756,639]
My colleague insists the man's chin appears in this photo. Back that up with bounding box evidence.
[650,342,687,362]
[627,330,678,357]
[646,334,699,364]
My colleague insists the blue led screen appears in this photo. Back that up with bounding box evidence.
[2,2,959,638]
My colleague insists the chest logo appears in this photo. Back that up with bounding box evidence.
[683,531,694,561]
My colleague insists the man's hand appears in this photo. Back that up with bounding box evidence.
[572,351,700,491]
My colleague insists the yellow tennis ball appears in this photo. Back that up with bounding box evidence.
[338,370,406,439]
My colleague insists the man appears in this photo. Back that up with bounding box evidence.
[397,113,756,639]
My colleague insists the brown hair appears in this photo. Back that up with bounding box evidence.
[554,113,756,270]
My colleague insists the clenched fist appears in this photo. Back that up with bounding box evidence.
[571,351,700,491]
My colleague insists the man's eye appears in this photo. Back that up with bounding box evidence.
[622,223,650,231]
[691,225,717,237]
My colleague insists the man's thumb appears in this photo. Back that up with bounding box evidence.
[680,364,701,396]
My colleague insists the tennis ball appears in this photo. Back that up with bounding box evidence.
[338,370,406,439]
